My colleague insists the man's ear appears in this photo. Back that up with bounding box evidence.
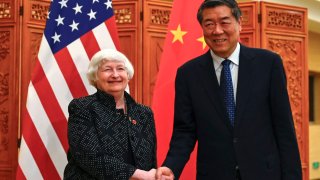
[238,16,243,32]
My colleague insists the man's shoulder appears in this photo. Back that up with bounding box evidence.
[240,44,279,58]
[179,51,210,69]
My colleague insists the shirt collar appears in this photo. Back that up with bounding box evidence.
[210,42,240,71]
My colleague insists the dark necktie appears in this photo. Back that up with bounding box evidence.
[220,59,236,126]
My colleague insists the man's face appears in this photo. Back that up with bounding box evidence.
[201,5,242,58]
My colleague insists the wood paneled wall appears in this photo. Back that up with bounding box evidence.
[261,3,309,179]
[238,2,260,47]
[0,0,20,179]
[0,0,309,179]
[113,0,141,101]
[141,0,171,105]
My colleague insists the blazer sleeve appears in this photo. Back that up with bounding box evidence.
[67,99,136,180]
[269,55,302,180]
[149,108,158,169]
[163,67,197,179]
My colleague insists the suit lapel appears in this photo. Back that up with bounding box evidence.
[235,45,255,128]
[198,51,233,131]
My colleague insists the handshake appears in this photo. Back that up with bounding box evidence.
[130,167,175,180]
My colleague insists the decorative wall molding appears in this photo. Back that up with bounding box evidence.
[239,31,255,48]
[0,31,10,61]
[266,8,304,32]
[268,37,304,144]
[0,73,9,105]
[148,36,164,102]
[30,2,50,22]
[0,2,11,19]
[31,32,42,66]
[241,10,251,26]
[0,109,9,154]
[150,8,170,25]
[0,64,9,159]
[239,2,259,49]
[114,6,133,24]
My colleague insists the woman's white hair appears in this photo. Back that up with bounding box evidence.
[87,49,134,87]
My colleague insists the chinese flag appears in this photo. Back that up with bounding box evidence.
[152,0,207,179]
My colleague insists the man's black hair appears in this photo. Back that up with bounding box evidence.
[197,0,242,24]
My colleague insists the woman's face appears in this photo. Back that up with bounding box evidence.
[96,60,129,95]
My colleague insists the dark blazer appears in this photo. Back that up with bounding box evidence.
[163,45,302,180]
[64,90,157,180]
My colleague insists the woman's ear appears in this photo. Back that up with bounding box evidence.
[127,72,131,80]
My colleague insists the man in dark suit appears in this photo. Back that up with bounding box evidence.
[156,0,302,180]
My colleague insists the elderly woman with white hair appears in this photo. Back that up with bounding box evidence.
[64,49,157,180]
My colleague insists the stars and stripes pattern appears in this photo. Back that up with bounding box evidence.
[16,0,120,179]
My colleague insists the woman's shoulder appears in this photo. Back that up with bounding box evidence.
[135,103,153,113]
[129,102,154,119]
[68,93,98,110]
[125,92,152,112]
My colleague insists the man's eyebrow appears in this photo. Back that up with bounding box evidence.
[221,16,231,21]
[203,19,213,23]
[203,16,231,22]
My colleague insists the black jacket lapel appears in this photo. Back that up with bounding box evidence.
[198,51,233,131]
[235,45,255,128]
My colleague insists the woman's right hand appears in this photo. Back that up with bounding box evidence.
[130,168,156,180]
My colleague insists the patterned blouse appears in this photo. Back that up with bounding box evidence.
[64,89,157,180]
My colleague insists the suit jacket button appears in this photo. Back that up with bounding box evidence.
[233,138,238,143]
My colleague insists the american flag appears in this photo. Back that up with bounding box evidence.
[16,0,120,179]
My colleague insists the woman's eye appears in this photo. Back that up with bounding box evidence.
[102,68,111,72]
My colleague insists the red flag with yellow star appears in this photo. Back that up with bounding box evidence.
[152,0,207,179]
